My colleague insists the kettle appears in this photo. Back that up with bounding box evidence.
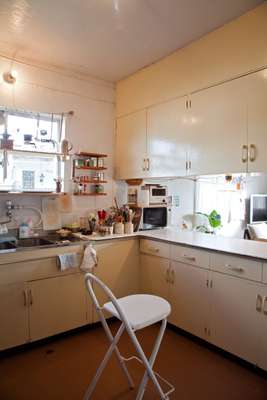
[61,139,73,155]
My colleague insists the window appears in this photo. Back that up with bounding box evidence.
[0,108,65,192]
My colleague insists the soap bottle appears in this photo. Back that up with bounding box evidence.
[19,222,30,239]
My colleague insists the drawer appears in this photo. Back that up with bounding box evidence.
[210,253,262,282]
[171,245,210,269]
[263,263,267,284]
[140,239,170,259]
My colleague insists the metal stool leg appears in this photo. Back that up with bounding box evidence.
[125,323,167,399]
[136,319,167,400]
[84,322,127,400]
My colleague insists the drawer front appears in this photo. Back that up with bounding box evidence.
[263,263,267,284]
[140,239,170,259]
[210,253,262,282]
[171,245,210,269]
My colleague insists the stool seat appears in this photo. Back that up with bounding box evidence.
[103,294,171,331]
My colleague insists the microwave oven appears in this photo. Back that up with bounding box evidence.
[149,185,168,204]
[139,206,168,230]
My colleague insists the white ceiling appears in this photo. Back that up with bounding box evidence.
[0,0,264,82]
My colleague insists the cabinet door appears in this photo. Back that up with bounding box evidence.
[0,283,29,350]
[210,272,260,364]
[257,286,267,371]
[115,110,147,179]
[147,97,188,177]
[188,78,247,176]
[169,261,210,339]
[246,69,267,173]
[93,239,140,320]
[29,273,87,341]
[140,254,170,300]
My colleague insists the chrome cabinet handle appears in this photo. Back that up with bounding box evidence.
[171,270,175,284]
[225,264,244,273]
[241,144,248,163]
[263,296,267,315]
[182,255,196,262]
[166,269,170,283]
[256,294,263,312]
[146,158,150,171]
[147,247,159,253]
[249,144,256,162]
[29,289,33,306]
[23,289,28,307]
[142,158,146,171]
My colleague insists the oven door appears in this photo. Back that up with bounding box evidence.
[141,207,167,230]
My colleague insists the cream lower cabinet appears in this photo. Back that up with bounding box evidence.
[0,283,29,350]
[255,285,267,371]
[93,239,140,321]
[28,273,88,341]
[140,254,170,300]
[169,261,210,339]
[209,273,260,364]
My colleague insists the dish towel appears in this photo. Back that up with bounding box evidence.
[80,244,98,272]
[57,253,79,271]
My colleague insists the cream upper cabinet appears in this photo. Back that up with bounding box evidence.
[147,97,189,177]
[115,110,148,179]
[187,78,247,176]
[169,261,210,339]
[0,283,29,350]
[29,273,87,341]
[245,69,267,173]
[210,273,260,364]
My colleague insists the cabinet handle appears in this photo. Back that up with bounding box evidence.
[182,255,196,262]
[166,269,170,283]
[186,161,188,171]
[186,100,188,109]
[23,289,28,307]
[188,161,192,170]
[256,294,263,312]
[29,289,33,306]
[263,296,267,315]
[189,100,192,108]
[147,247,159,253]
[146,158,150,171]
[249,144,256,162]
[225,264,244,273]
[171,270,175,284]
[142,158,146,171]
[241,145,248,163]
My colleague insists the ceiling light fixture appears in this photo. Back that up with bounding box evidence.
[3,70,18,84]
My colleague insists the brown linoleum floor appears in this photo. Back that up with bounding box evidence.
[0,322,266,400]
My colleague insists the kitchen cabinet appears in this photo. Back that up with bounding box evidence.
[245,69,267,173]
[0,283,29,350]
[93,239,140,320]
[147,97,189,177]
[256,285,267,371]
[115,110,148,179]
[169,261,210,339]
[209,272,260,364]
[28,273,88,341]
[187,78,247,176]
[140,254,170,300]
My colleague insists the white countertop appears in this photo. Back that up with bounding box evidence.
[84,228,267,261]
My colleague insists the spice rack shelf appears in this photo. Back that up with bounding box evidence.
[72,152,108,196]
[73,192,107,196]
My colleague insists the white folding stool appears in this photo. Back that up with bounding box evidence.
[84,273,174,400]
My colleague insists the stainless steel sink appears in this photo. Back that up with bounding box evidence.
[0,241,17,253]
[16,237,54,248]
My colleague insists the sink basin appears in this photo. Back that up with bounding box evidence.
[0,241,17,253]
[16,237,54,248]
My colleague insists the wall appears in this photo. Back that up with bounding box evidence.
[116,2,267,116]
[0,55,115,229]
